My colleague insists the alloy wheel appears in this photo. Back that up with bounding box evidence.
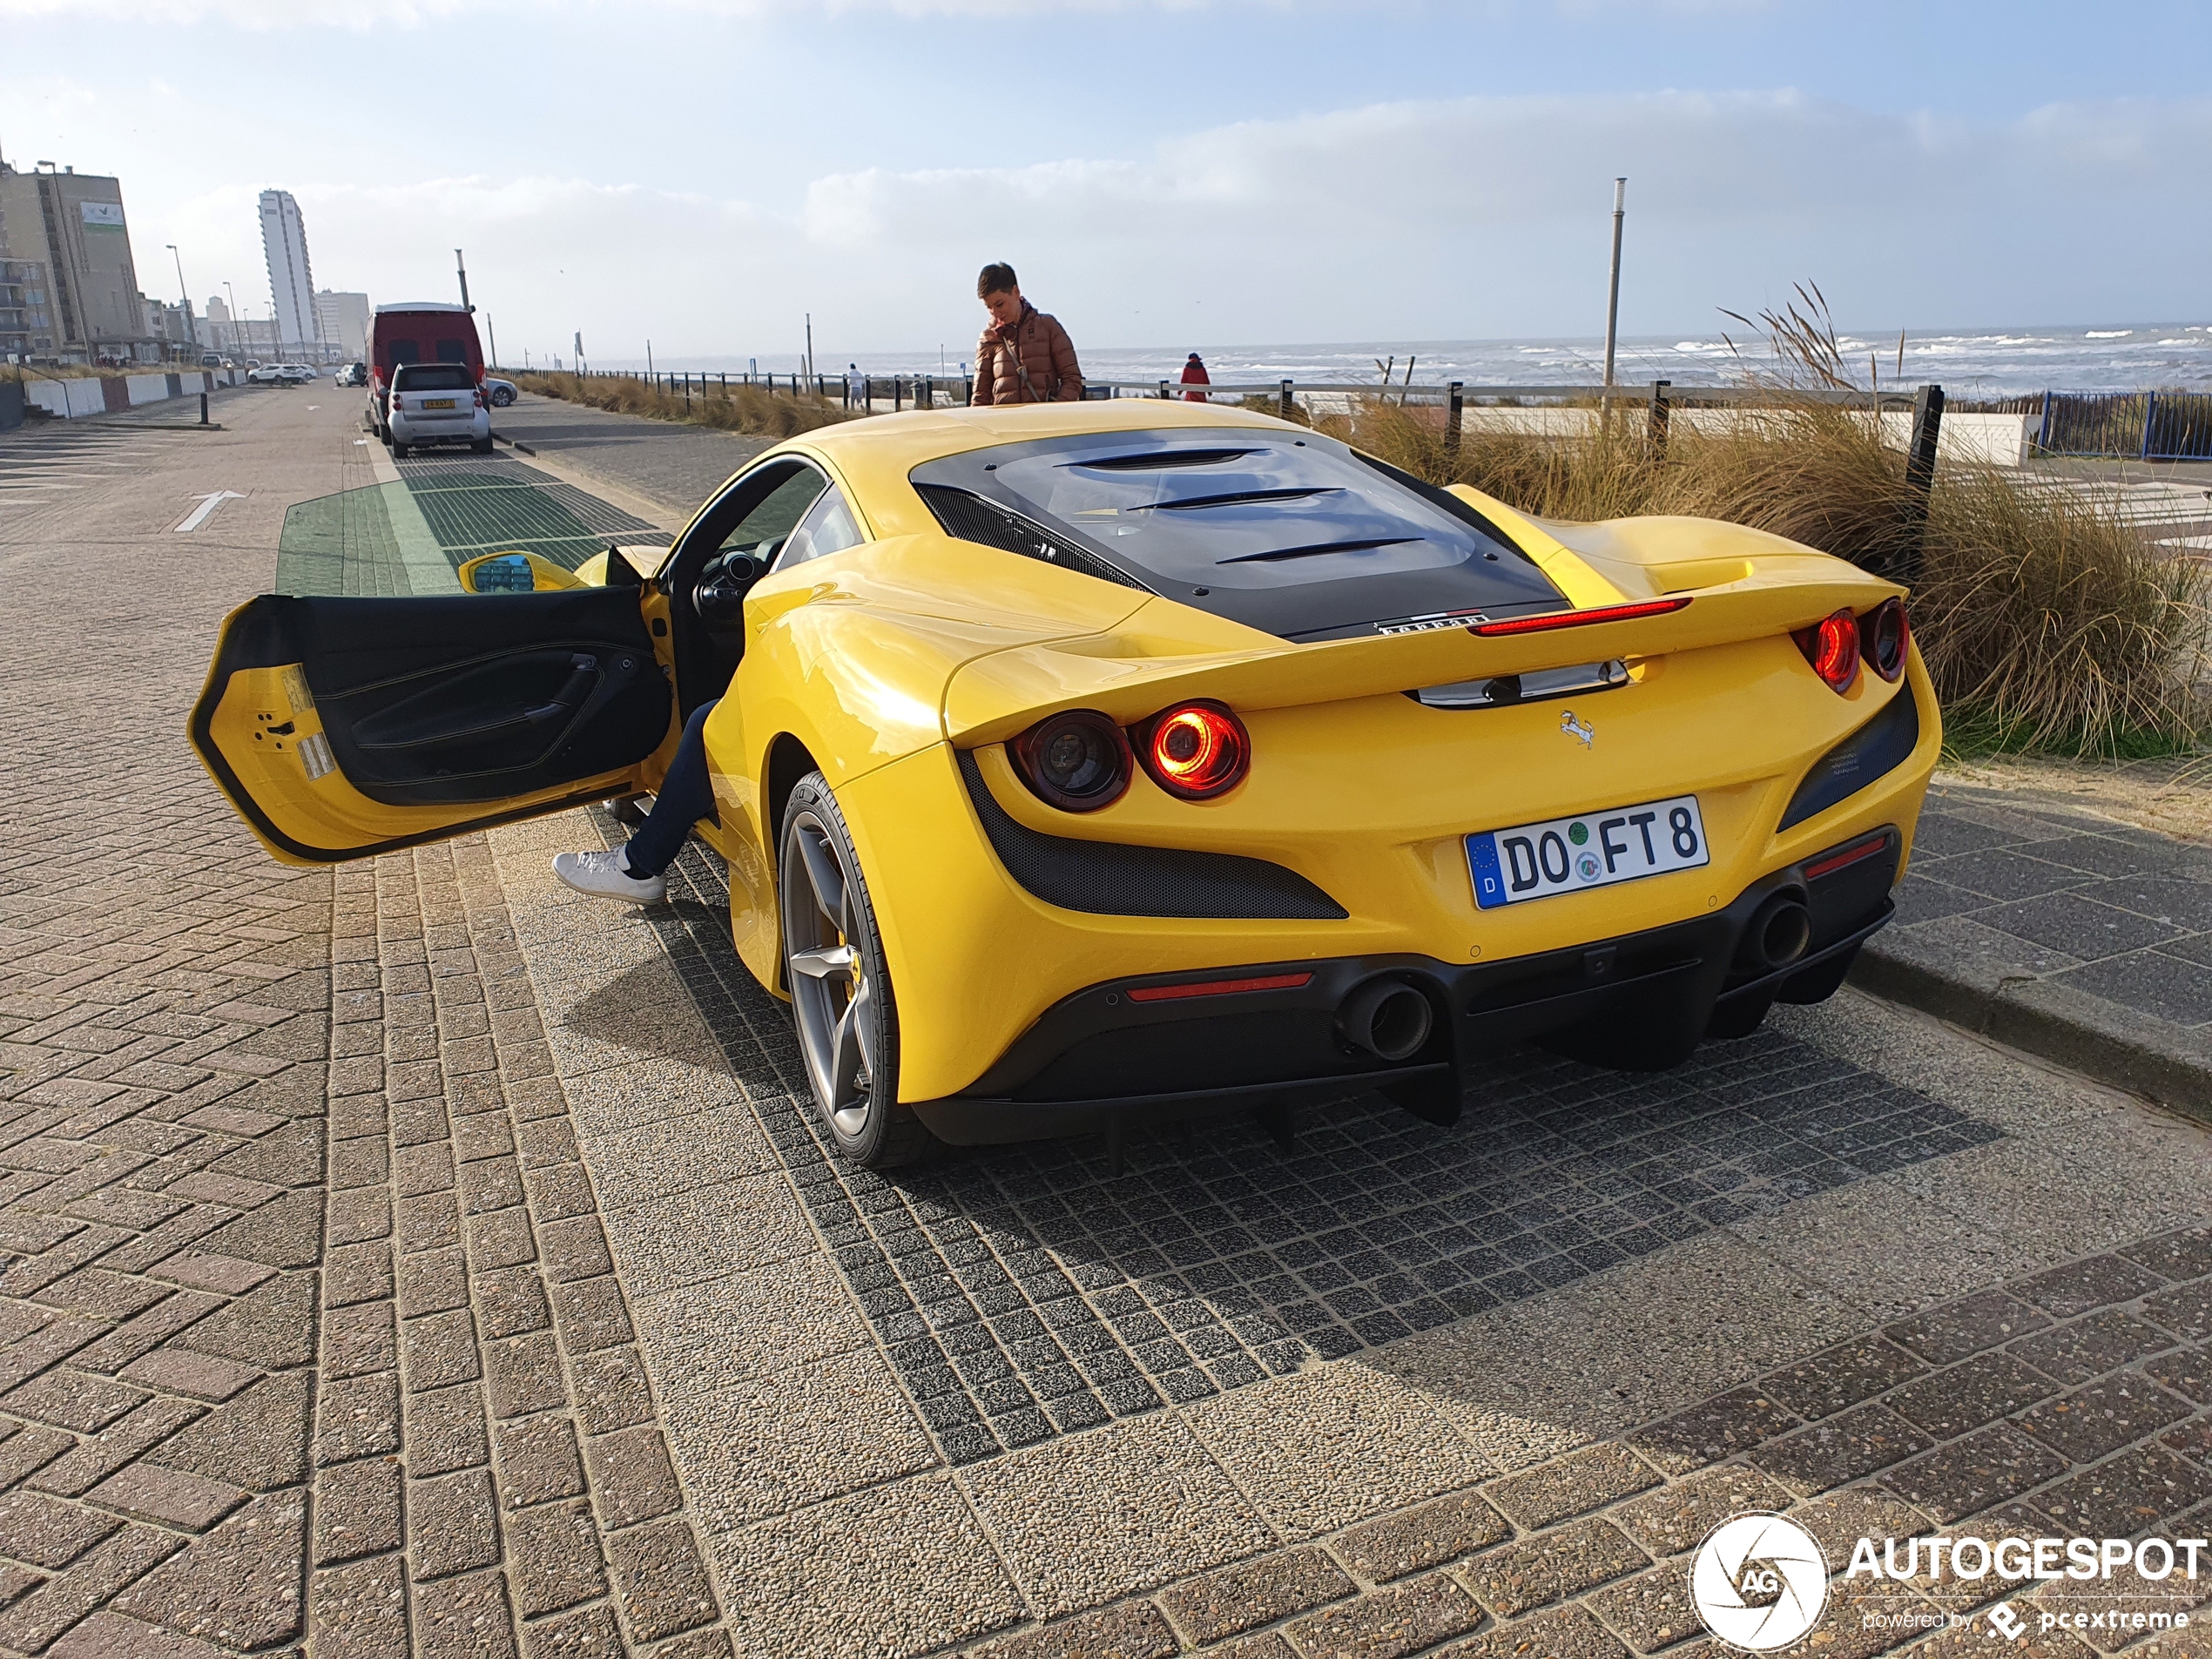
[781,809,877,1139]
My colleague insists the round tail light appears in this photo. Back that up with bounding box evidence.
[1795,608,1861,694]
[1011,710,1131,812]
[1860,597,1909,682]
[1140,701,1250,799]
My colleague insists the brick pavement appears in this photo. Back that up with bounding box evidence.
[0,399,729,1657]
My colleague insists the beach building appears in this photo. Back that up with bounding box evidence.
[260,189,322,357]
[0,153,159,363]
[314,288,371,360]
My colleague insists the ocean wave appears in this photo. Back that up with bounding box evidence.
[2086,330,2134,339]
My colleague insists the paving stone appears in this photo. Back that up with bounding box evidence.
[1488,1443,1662,1530]
[484,1333,570,1419]
[1158,1546,1355,1642]
[1628,1387,1801,1475]
[0,1487,124,1568]
[398,1244,470,1318]
[1611,1463,1797,1559]
[522,1603,624,1657]
[0,1522,185,1654]
[2117,1228,2212,1284]
[317,1371,403,1463]
[2011,1312,2179,1386]
[310,1555,410,1659]
[495,1413,585,1507]
[1761,1336,1930,1422]
[47,1609,236,1659]
[550,1277,633,1353]
[536,1216,612,1284]
[118,1347,259,1403]
[582,1423,682,1527]
[2014,1257,2169,1318]
[1335,1489,1513,1582]
[570,1346,655,1436]
[505,1497,606,1617]
[1753,1403,1935,1495]
[146,1370,311,1492]
[2141,1280,2212,1344]
[2033,1446,2212,1535]
[314,1455,403,1565]
[415,1568,521,1659]
[1461,1517,1649,1619]
[412,1467,503,1580]
[1885,1291,2055,1366]
[2017,1374,2195,1466]
[1881,1422,2071,1522]
[1433,1604,1634,1659]
[110,1492,307,1649]
[469,1208,538,1272]
[405,1306,483,1391]
[180,1269,314,1367]
[1285,1570,1483,1659]
[604,1518,718,1642]
[1582,1559,1708,1655]
[476,1265,551,1339]
[1886,1353,2060,1439]
[1,1366,148,1432]
[87,1463,247,1532]
[971,1602,1179,1659]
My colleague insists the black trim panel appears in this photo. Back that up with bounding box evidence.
[957,749,1347,921]
[1782,682,1919,829]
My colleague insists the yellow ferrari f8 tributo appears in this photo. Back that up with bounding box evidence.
[193,401,1937,1167]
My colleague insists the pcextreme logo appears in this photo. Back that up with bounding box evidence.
[1689,1514,1830,1650]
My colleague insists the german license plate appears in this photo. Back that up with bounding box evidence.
[1467,794,1709,910]
[425,397,456,409]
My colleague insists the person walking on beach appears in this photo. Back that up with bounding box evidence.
[1180,352,1211,402]
[971,262,1082,406]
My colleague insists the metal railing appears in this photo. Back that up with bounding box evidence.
[2037,392,2212,462]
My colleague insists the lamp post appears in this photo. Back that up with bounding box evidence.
[166,244,197,357]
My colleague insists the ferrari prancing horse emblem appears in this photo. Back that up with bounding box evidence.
[1561,710,1595,748]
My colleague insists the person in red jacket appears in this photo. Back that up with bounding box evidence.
[972,263,1083,406]
[1181,352,1211,402]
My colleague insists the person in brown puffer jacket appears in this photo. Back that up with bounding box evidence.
[971,261,1083,406]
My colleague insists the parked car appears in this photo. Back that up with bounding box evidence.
[246,364,287,385]
[192,402,1936,1170]
[483,376,518,408]
[335,362,367,388]
[383,362,491,457]
[275,364,314,384]
[366,302,482,439]
[199,351,222,368]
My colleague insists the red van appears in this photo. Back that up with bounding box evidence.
[367,303,482,440]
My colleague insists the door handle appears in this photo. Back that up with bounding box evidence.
[524,653,598,724]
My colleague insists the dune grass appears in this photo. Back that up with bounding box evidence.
[1335,391,2207,759]
[510,370,853,440]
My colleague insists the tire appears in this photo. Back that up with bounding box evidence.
[471,436,494,454]
[778,772,932,1169]
[390,437,408,459]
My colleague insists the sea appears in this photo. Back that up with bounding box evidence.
[607,325,2212,396]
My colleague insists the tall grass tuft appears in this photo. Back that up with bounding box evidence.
[511,371,853,440]
[1332,309,2207,759]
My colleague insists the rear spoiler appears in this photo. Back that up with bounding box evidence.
[944,556,1902,745]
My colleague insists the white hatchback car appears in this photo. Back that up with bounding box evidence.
[385,363,491,456]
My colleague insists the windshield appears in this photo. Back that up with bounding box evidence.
[911,427,1563,642]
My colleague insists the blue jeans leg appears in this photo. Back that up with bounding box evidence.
[622,698,718,877]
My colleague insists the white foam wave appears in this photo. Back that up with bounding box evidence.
[2086,330,2134,339]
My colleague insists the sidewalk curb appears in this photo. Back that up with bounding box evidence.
[1851,934,2212,1127]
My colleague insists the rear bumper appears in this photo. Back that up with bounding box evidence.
[389,409,488,443]
[910,826,1898,1145]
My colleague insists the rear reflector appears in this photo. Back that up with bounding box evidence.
[1467,597,1691,637]
[1804,834,1892,880]
[1126,972,1314,1003]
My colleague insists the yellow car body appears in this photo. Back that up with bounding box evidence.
[192,401,1936,1160]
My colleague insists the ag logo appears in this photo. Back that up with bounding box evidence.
[1689,1513,1829,1650]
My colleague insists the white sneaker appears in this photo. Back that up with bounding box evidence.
[551,848,666,905]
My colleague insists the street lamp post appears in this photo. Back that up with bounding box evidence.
[166,245,197,354]
[1601,178,1626,418]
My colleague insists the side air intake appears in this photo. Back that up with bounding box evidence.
[915,484,1150,591]
[957,750,1347,921]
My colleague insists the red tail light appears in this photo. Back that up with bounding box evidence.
[1011,710,1130,812]
[1794,609,1860,693]
[475,387,488,409]
[1467,596,1691,636]
[1140,701,1250,799]
[1860,597,1909,682]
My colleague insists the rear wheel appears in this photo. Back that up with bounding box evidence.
[390,435,408,458]
[778,772,930,1169]
[471,436,494,455]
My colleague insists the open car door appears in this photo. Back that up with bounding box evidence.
[192,590,674,864]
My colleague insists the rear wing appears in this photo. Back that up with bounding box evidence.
[944,553,1903,745]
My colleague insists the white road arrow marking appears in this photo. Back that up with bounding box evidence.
[175,490,246,533]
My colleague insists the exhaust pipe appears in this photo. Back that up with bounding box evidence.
[1738,892,1812,974]
[1339,979,1433,1062]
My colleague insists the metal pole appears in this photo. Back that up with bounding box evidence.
[805,313,813,391]
[1280,378,1294,422]
[455,249,471,313]
[1602,178,1626,417]
[485,314,496,373]
[1898,383,1944,587]
[1445,381,1463,467]
[1647,380,1670,457]
[166,246,197,348]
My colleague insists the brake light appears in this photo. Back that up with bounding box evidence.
[1140,701,1250,799]
[1860,597,1909,682]
[1794,609,1860,693]
[1011,710,1131,812]
[475,386,488,409]
[1467,597,1691,637]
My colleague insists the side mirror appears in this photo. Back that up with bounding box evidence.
[693,552,763,626]
[458,550,583,593]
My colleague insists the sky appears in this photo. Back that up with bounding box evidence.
[3,0,2209,367]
